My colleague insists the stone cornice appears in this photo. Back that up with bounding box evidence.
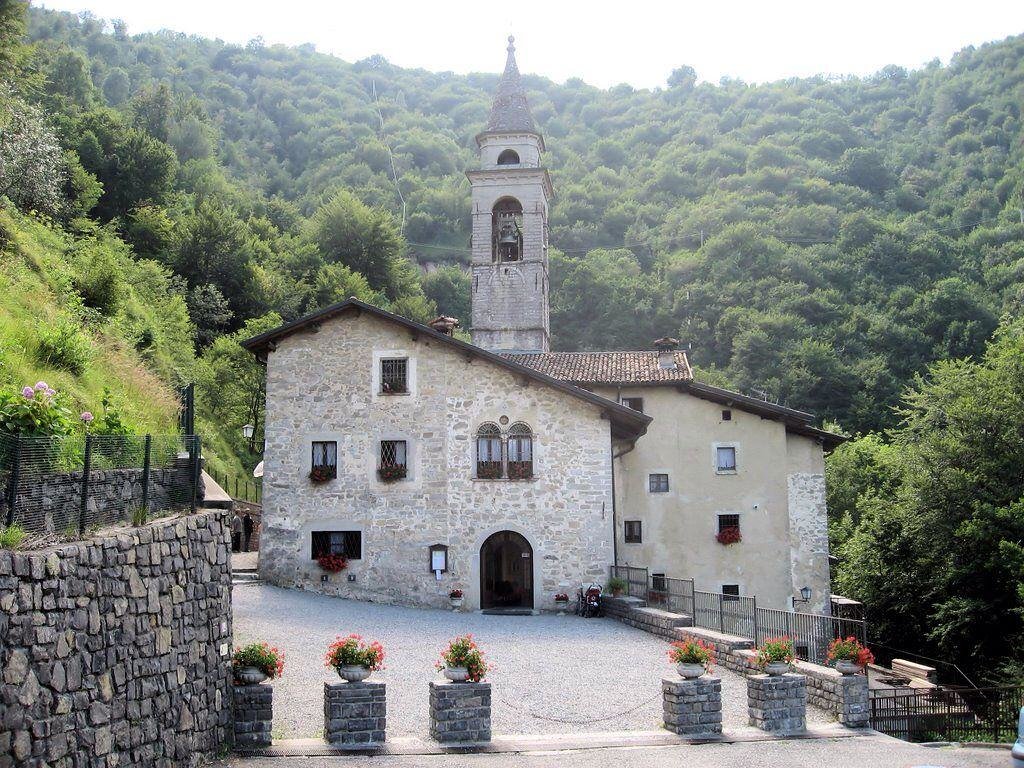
[466,168,554,201]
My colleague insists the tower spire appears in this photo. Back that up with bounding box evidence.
[485,35,537,135]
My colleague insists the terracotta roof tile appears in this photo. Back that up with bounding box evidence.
[502,351,693,384]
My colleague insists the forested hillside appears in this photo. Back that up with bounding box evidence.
[4,3,1024,681]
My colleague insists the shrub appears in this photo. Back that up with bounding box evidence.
[756,637,795,667]
[36,322,90,375]
[607,576,627,594]
[436,635,488,682]
[130,506,148,527]
[232,642,285,680]
[0,382,73,436]
[70,241,126,316]
[826,636,874,667]
[0,524,28,549]
[325,635,385,671]
[668,639,715,670]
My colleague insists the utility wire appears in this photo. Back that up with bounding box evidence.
[371,79,407,235]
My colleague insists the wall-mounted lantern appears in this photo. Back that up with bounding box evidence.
[428,544,449,580]
[793,586,812,606]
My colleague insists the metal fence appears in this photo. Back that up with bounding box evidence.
[1,432,201,538]
[870,686,1024,743]
[207,466,262,504]
[608,564,868,665]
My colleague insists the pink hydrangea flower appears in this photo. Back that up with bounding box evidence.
[21,386,35,399]
[80,412,94,423]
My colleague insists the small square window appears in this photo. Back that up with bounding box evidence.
[722,584,740,601]
[649,473,669,493]
[722,409,732,421]
[718,514,740,534]
[716,446,737,472]
[311,441,337,479]
[621,397,644,413]
[312,530,362,560]
[380,440,407,469]
[380,358,408,394]
[651,573,666,591]
[624,520,642,543]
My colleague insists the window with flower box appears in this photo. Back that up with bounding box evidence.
[506,422,533,479]
[476,423,503,479]
[311,530,362,560]
[716,514,741,545]
[378,440,407,482]
[380,358,408,394]
[310,441,337,482]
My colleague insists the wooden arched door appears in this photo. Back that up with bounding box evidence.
[480,531,533,609]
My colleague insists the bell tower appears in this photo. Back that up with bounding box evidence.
[468,37,553,354]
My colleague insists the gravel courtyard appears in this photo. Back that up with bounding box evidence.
[232,583,832,739]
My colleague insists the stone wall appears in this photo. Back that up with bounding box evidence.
[602,596,693,639]
[1,466,198,537]
[260,312,615,612]
[0,509,233,767]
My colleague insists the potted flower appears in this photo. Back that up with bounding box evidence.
[309,465,335,483]
[826,636,874,675]
[668,638,715,679]
[507,461,533,480]
[232,642,285,685]
[325,634,386,682]
[476,461,502,479]
[436,635,488,683]
[607,576,627,597]
[757,637,796,676]
[715,526,742,545]
[449,589,464,609]
[318,554,348,574]
[554,592,569,609]
[377,463,407,482]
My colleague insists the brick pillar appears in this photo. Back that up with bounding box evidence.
[324,681,387,745]
[429,681,491,743]
[747,674,807,734]
[662,676,722,737]
[837,674,869,728]
[233,684,273,749]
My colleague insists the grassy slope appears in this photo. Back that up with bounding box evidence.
[0,209,179,433]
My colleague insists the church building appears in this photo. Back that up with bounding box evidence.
[243,39,841,614]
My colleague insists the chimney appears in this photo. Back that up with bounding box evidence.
[653,337,679,370]
[428,316,460,336]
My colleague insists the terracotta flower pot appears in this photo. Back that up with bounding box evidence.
[337,665,372,683]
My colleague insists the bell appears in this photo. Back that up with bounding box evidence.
[498,228,518,246]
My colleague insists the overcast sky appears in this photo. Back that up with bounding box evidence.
[36,0,1024,89]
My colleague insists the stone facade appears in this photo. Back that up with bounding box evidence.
[233,684,273,748]
[747,674,807,733]
[323,681,387,745]
[259,312,617,612]
[662,676,722,737]
[429,681,491,743]
[0,509,232,767]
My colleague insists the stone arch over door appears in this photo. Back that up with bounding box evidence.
[479,530,534,609]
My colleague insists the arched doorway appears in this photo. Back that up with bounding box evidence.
[480,531,533,609]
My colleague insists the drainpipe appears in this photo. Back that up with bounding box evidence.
[610,432,618,568]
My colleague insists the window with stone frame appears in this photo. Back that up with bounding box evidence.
[624,520,642,543]
[310,440,338,481]
[716,445,737,472]
[380,358,408,394]
[311,530,362,560]
[649,473,669,493]
[378,439,407,481]
[506,422,533,479]
[476,423,503,479]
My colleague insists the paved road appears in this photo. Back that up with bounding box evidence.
[232,584,830,739]
[221,736,1009,768]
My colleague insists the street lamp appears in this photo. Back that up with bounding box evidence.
[794,586,812,606]
[242,423,255,440]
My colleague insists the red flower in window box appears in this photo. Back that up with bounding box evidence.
[377,463,407,482]
[309,465,335,483]
[716,526,742,545]
[317,554,348,573]
[507,461,533,480]
[476,461,502,479]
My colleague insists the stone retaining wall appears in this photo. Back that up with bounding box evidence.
[606,595,868,726]
[0,509,233,767]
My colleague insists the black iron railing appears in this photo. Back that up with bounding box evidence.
[608,565,649,599]
[207,467,262,504]
[870,685,1024,743]
[1,432,201,538]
